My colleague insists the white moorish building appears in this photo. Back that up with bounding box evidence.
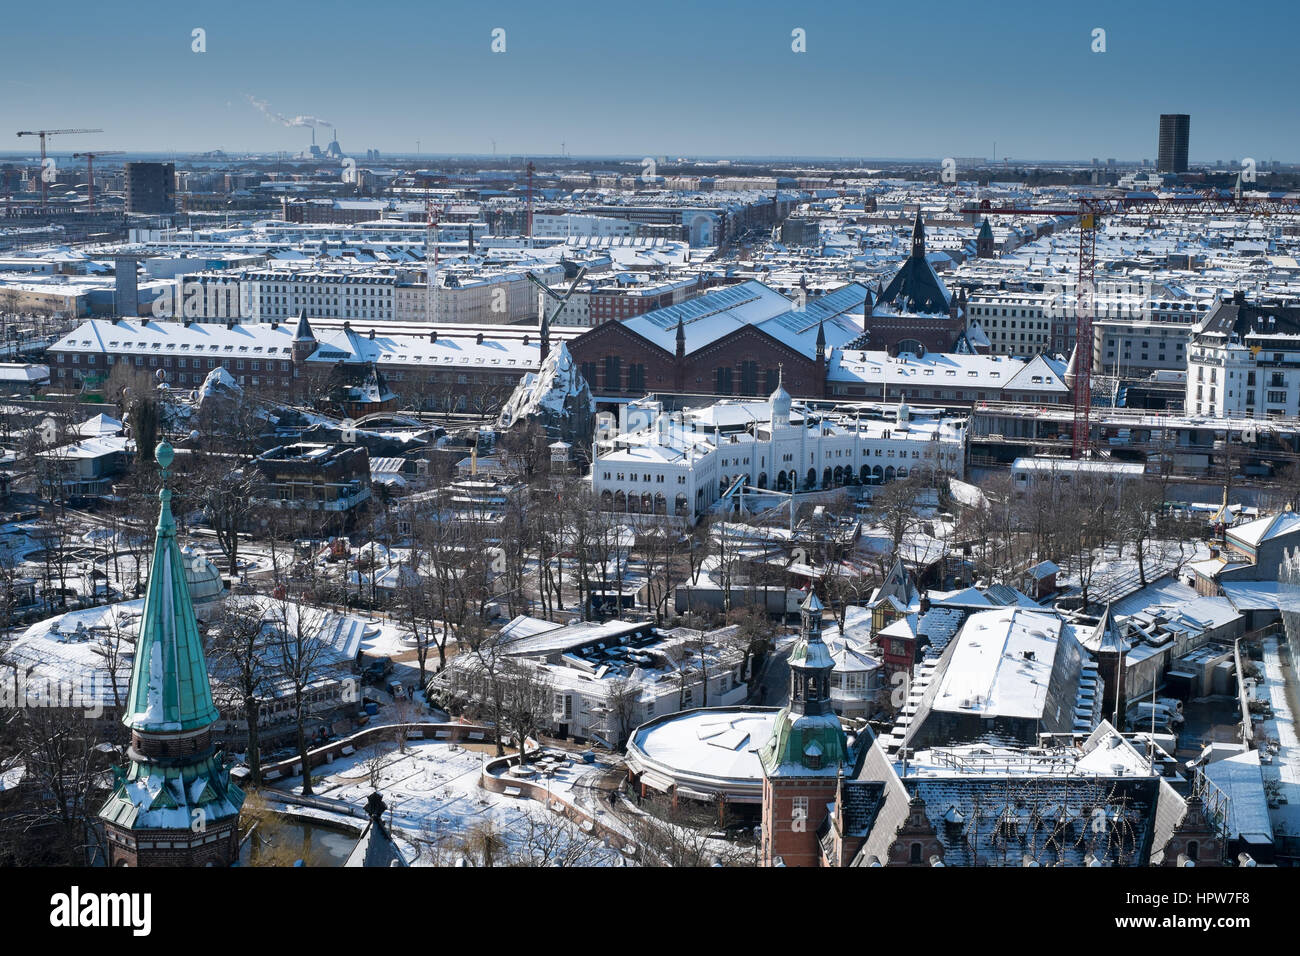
[590,376,967,523]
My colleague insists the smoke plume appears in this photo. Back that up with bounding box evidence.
[245,94,332,129]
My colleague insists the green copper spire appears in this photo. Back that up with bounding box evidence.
[122,442,220,733]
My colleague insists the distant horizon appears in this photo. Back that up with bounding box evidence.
[2,0,1298,162]
[0,150,1295,169]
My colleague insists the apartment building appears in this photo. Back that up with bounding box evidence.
[1186,293,1300,419]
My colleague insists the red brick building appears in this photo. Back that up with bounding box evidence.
[568,280,869,403]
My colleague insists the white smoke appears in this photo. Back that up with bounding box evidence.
[245,94,332,129]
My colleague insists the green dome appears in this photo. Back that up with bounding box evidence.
[759,709,847,776]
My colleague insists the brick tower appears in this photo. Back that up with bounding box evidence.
[976,217,995,259]
[98,442,245,866]
[759,591,849,866]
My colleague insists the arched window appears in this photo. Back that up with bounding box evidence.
[654,493,667,515]
[776,472,788,491]
[860,464,871,484]
[757,472,767,489]
[833,466,844,485]
[675,494,688,516]
[601,490,613,511]
[1187,840,1198,861]
[806,468,817,490]
[822,467,832,488]
[614,491,626,512]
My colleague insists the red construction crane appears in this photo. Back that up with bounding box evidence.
[15,128,103,209]
[961,193,1300,458]
[72,150,124,212]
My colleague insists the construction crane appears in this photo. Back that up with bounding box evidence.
[527,266,588,355]
[15,128,103,209]
[961,193,1300,458]
[72,150,124,212]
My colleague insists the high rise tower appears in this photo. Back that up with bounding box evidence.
[98,443,244,866]
[1158,114,1190,174]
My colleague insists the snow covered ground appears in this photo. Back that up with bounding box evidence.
[270,739,629,866]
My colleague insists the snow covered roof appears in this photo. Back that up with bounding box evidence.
[1203,750,1273,844]
[50,317,545,375]
[826,348,1028,390]
[73,413,123,437]
[931,609,1067,720]
[627,708,779,795]
[1220,580,1300,613]
[1226,511,1300,549]
[620,280,868,360]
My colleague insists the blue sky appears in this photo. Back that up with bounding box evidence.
[2,0,1297,161]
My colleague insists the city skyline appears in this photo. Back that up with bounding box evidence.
[2,0,1298,161]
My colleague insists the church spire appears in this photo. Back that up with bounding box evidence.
[911,208,926,259]
[98,442,244,866]
[293,307,314,343]
[122,442,219,734]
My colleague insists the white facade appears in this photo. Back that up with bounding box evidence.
[967,290,1053,356]
[532,213,641,239]
[242,271,396,322]
[591,389,967,522]
[395,264,566,324]
[1186,298,1300,419]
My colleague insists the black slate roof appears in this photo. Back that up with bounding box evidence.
[1198,299,1300,339]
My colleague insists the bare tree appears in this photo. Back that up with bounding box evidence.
[88,605,135,711]
[266,597,333,795]
[202,462,257,580]
[499,660,553,765]
[7,708,107,865]
[871,472,929,558]
[462,819,507,868]
[506,810,609,867]
[603,675,641,749]
[362,740,388,790]
[207,598,274,787]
